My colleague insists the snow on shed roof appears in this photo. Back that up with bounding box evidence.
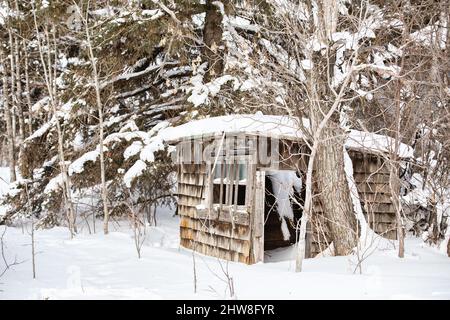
[161,114,305,141]
[159,114,414,158]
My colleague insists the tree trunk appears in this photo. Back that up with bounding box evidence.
[321,0,338,40]
[389,162,405,258]
[296,25,361,269]
[315,125,359,255]
[391,47,406,258]
[1,50,17,182]
[8,29,16,143]
[295,138,317,271]
[427,195,440,244]
[308,0,358,256]
[83,4,110,235]
[202,0,227,82]
[14,36,25,143]
[24,48,33,136]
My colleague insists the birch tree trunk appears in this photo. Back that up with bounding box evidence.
[390,80,405,258]
[12,0,25,141]
[7,28,17,155]
[295,140,318,272]
[0,50,17,182]
[14,35,25,143]
[83,7,110,235]
[389,161,405,257]
[388,13,409,258]
[24,46,33,136]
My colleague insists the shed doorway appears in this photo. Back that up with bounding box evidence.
[263,171,304,253]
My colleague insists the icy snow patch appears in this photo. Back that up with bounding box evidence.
[124,141,143,160]
[240,79,257,91]
[188,75,240,107]
[402,173,430,207]
[25,118,56,142]
[410,23,448,49]
[267,171,302,241]
[44,173,64,194]
[192,12,206,27]
[141,9,164,21]
[68,150,100,176]
[148,120,170,137]
[123,160,147,188]
[103,131,149,145]
[139,137,165,163]
[72,132,85,151]
[31,96,50,113]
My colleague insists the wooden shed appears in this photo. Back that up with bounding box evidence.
[161,114,413,264]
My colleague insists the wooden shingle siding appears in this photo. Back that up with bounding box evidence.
[354,172,391,184]
[349,151,397,240]
[181,238,250,263]
[197,209,250,226]
[180,216,250,240]
[180,227,250,254]
[178,159,252,263]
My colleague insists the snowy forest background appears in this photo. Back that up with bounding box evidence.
[0,0,449,299]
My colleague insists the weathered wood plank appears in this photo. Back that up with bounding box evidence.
[178,204,198,217]
[180,216,250,240]
[177,184,204,198]
[181,238,250,263]
[370,222,397,239]
[180,227,250,255]
[177,195,202,207]
[181,163,207,174]
[179,172,206,186]
[352,158,389,174]
[359,192,393,204]
[196,207,250,226]
[362,202,396,214]
[364,212,396,223]
[356,182,391,194]
[354,172,391,184]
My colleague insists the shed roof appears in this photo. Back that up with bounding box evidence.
[160,114,414,158]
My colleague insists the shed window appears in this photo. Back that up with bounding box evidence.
[211,162,247,207]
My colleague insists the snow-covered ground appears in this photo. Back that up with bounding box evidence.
[1,167,450,300]
[1,215,450,299]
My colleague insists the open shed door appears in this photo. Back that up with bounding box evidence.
[250,170,265,263]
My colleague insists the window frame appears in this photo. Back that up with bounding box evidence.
[206,155,251,214]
